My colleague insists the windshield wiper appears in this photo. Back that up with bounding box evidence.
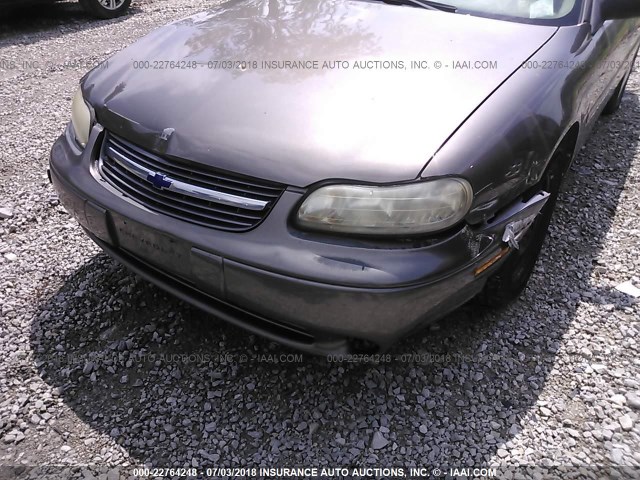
[382,0,458,13]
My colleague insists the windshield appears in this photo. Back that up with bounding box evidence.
[427,0,583,25]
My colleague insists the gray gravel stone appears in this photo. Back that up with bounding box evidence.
[619,415,633,432]
[371,431,389,450]
[611,394,627,406]
[625,392,640,410]
[0,206,13,219]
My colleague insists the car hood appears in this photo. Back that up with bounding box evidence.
[84,0,557,187]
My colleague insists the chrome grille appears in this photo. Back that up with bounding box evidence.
[98,133,284,231]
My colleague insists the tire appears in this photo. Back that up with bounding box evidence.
[603,49,638,115]
[602,73,630,115]
[477,155,566,308]
[79,0,131,19]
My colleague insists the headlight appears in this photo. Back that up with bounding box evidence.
[71,87,92,147]
[296,178,473,235]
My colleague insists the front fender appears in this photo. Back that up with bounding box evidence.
[420,24,594,224]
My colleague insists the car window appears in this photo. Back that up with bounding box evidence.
[449,0,575,18]
[444,0,583,25]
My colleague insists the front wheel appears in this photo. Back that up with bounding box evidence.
[79,0,131,19]
[477,157,565,308]
[602,73,630,115]
[603,49,637,115]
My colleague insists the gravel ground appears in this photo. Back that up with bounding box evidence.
[1,1,640,478]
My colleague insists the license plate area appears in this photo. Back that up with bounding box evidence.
[111,213,190,278]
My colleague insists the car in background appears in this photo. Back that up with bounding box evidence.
[50,0,640,354]
[0,0,131,19]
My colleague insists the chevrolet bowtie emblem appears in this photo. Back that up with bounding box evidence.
[146,172,172,189]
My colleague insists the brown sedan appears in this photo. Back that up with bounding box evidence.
[50,0,640,353]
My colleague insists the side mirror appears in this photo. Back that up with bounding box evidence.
[600,0,640,20]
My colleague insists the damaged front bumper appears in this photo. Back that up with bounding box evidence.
[49,128,550,354]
